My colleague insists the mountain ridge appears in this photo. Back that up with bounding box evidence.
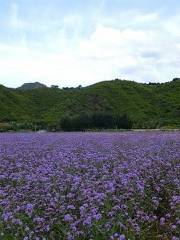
[17,82,47,90]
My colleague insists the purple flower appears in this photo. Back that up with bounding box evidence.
[0,132,179,239]
[171,225,177,230]
[2,212,13,222]
[93,213,102,221]
[83,216,92,226]
[160,217,165,226]
[67,205,76,210]
[25,203,34,217]
[64,214,73,222]
[114,233,119,237]
[172,237,180,240]
[119,234,126,240]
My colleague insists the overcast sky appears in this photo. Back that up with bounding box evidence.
[0,0,180,88]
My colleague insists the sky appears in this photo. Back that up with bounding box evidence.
[0,0,180,88]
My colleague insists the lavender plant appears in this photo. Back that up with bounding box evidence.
[0,132,179,239]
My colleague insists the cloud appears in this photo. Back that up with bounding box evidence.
[1,6,180,87]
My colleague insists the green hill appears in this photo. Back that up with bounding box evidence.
[0,79,179,130]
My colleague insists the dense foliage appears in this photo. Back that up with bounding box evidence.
[0,132,179,239]
[0,79,180,130]
[60,113,133,131]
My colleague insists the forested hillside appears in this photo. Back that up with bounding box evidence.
[0,79,179,130]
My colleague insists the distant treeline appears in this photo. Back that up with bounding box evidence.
[0,112,133,132]
[60,112,133,131]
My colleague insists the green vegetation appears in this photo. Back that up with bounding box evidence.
[0,78,179,131]
[60,113,133,131]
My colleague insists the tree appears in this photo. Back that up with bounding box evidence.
[51,85,59,89]
[60,112,133,131]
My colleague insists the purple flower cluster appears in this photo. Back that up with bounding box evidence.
[0,132,179,239]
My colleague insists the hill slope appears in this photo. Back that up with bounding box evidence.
[0,79,179,129]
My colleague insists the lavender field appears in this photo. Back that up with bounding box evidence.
[0,132,180,240]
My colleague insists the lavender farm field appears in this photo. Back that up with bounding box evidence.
[0,132,180,240]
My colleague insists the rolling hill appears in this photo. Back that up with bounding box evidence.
[0,78,179,129]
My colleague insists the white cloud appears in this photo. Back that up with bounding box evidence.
[1,9,180,87]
